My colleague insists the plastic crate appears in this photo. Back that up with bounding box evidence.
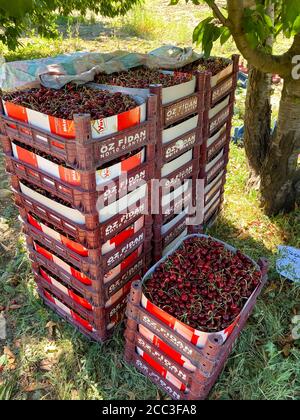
[178,55,238,104]
[6,154,154,211]
[0,94,157,171]
[124,234,268,399]
[37,279,133,342]
[11,175,150,229]
[24,217,149,275]
[16,190,149,249]
[30,239,151,306]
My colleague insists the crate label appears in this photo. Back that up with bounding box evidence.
[136,336,188,382]
[103,168,147,203]
[107,258,143,297]
[103,202,146,238]
[164,132,197,161]
[106,232,144,268]
[163,220,186,247]
[165,164,194,189]
[210,107,230,133]
[212,78,233,103]
[207,132,227,159]
[164,191,192,217]
[164,96,198,125]
[141,314,194,357]
[97,128,148,160]
[135,359,181,400]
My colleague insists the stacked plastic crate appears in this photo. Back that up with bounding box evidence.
[177,55,240,229]
[149,72,205,261]
[0,86,157,342]
[124,235,268,400]
[199,55,239,228]
[91,69,206,262]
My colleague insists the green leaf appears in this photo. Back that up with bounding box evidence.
[0,0,33,17]
[192,17,213,45]
[264,13,274,29]
[220,27,231,45]
[293,15,300,34]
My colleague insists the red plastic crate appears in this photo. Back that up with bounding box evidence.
[37,280,133,342]
[12,175,150,236]
[0,94,157,171]
[30,240,150,306]
[6,153,153,211]
[124,234,268,399]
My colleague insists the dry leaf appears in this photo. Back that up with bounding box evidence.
[0,189,11,199]
[46,321,57,339]
[39,359,55,372]
[3,347,16,370]
[24,383,50,392]
[282,344,291,357]
[71,389,80,400]
[8,304,22,311]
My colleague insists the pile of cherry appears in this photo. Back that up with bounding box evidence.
[143,236,261,332]
[2,85,138,120]
[94,67,192,88]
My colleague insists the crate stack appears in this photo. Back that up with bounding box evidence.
[149,71,206,261]
[91,70,206,262]
[0,89,157,342]
[199,55,240,228]
[124,237,268,400]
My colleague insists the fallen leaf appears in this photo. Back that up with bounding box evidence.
[46,321,57,339]
[8,304,22,311]
[39,359,55,372]
[0,313,6,340]
[282,344,291,357]
[3,347,15,361]
[156,390,161,400]
[71,389,80,400]
[24,383,50,392]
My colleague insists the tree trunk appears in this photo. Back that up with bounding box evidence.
[260,79,300,215]
[244,66,272,188]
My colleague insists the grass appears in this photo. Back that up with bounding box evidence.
[0,0,300,401]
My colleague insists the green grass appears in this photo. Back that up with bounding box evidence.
[0,0,300,401]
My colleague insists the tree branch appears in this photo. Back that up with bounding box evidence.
[227,0,292,77]
[210,1,228,26]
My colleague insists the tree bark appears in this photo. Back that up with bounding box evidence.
[260,79,300,215]
[244,66,272,188]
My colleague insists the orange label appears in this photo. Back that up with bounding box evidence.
[16,145,38,168]
[35,243,53,261]
[58,166,81,186]
[110,226,135,248]
[69,290,92,311]
[61,235,88,257]
[121,151,143,172]
[4,101,28,123]
[145,298,176,329]
[71,311,93,332]
[70,267,92,286]
[118,107,140,132]
[49,116,75,139]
